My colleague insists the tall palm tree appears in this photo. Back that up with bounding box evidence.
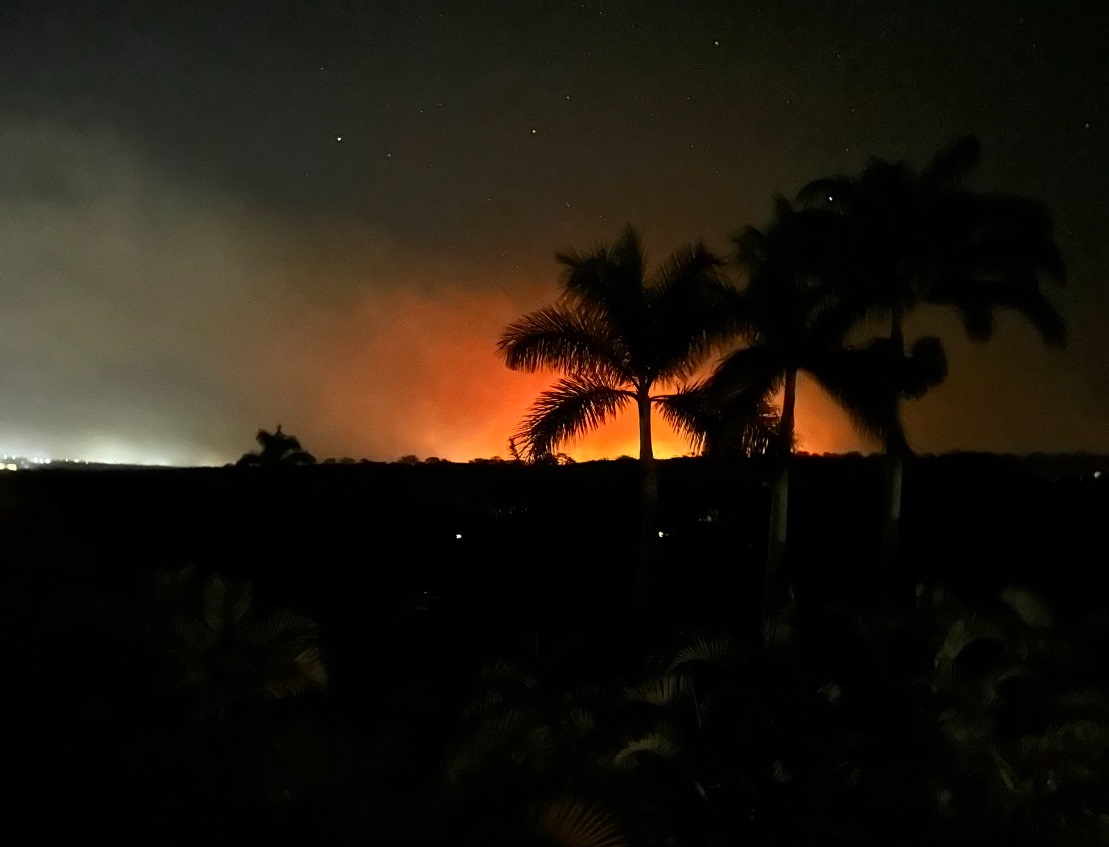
[686,198,862,620]
[497,225,745,614]
[796,136,1066,571]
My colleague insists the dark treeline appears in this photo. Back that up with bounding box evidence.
[7,454,1108,663]
[5,454,1108,622]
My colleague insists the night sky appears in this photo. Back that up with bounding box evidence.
[1,0,1106,464]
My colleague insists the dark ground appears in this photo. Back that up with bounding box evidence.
[5,454,1107,844]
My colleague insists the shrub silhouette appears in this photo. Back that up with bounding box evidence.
[237,425,316,467]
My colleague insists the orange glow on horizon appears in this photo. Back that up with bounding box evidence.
[272,283,868,462]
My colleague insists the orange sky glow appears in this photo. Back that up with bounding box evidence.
[275,283,868,463]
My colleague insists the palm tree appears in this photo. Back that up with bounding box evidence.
[796,136,1066,571]
[236,425,317,467]
[687,197,864,620]
[497,225,745,615]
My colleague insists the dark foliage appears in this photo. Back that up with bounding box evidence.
[237,425,317,467]
[7,456,1108,844]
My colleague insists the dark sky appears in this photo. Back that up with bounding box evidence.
[0,0,1106,463]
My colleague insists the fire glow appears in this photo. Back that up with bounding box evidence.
[289,285,866,463]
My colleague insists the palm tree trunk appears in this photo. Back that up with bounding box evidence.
[765,368,796,623]
[881,308,906,578]
[636,386,660,625]
[638,385,657,504]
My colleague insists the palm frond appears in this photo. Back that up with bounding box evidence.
[556,226,648,358]
[666,634,745,672]
[624,674,693,707]
[693,346,785,456]
[936,616,1008,668]
[650,240,725,292]
[902,336,949,398]
[460,689,506,721]
[497,302,628,379]
[608,223,646,281]
[612,729,683,772]
[712,399,781,458]
[445,706,551,789]
[649,243,751,382]
[652,382,713,454]
[262,645,329,699]
[707,344,783,400]
[198,572,257,631]
[479,657,539,690]
[539,797,631,847]
[929,192,1066,346]
[804,337,945,450]
[946,275,1066,347]
[247,607,318,648]
[655,380,779,458]
[148,567,328,713]
[806,345,902,448]
[512,374,634,459]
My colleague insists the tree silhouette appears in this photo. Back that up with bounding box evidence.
[236,425,317,467]
[796,136,1066,570]
[498,225,744,618]
[689,198,865,619]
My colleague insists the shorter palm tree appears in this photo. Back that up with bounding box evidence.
[236,425,316,467]
[686,198,862,619]
[498,226,740,466]
[498,225,751,617]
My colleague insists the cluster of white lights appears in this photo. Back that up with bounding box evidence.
[0,455,93,470]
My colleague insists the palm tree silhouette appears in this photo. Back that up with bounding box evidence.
[498,225,742,615]
[237,425,317,467]
[796,136,1066,570]
[692,197,862,619]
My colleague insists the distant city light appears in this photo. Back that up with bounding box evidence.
[455,533,462,540]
